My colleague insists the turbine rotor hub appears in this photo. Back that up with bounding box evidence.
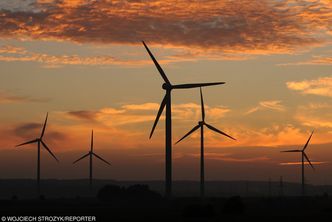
[199,121,204,125]
[162,83,172,90]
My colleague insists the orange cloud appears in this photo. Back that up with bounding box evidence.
[0,44,249,67]
[294,102,332,130]
[287,76,332,97]
[0,0,331,56]
[280,56,332,66]
[0,91,48,104]
[0,45,27,54]
[64,102,231,127]
[3,98,332,153]
[245,100,285,115]
[0,45,150,67]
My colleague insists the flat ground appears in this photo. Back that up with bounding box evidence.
[1,196,332,221]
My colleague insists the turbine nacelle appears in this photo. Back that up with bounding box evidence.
[199,121,204,126]
[162,83,172,91]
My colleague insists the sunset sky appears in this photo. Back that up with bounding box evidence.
[0,0,332,184]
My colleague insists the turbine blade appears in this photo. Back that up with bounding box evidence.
[40,140,59,162]
[93,153,111,165]
[303,152,315,170]
[200,87,205,121]
[73,153,90,164]
[175,124,200,144]
[40,112,48,138]
[303,130,314,151]
[142,41,170,84]
[205,123,236,140]
[280,150,302,152]
[149,94,167,139]
[16,139,38,147]
[91,130,94,152]
[172,82,225,89]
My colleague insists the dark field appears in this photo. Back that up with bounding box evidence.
[1,180,332,221]
[1,196,332,221]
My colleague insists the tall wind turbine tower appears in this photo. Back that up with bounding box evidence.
[281,131,315,196]
[73,130,111,190]
[175,88,235,198]
[143,41,225,198]
[16,113,59,193]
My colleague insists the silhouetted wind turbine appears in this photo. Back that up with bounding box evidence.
[143,41,225,198]
[73,130,111,190]
[16,112,58,193]
[279,176,284,197]
[281,130,315,196]
[175,88,235,198]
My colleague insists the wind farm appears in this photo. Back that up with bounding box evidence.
[0,40,329,221]
[1,0,332,220]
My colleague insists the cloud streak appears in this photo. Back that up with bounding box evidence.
[280,161,327,166]
[0,91,48,104]
[280,56,332,66]
[0,44,151,67]
[0,44,249,67]
[245,100,285,115]
[65,102,231,126]
[193,152,270,163]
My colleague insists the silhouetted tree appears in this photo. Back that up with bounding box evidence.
[97,184,124,202]
[182,204,215,218]
[223,196,245,215]
[323,192,329,199]
[97,184,161,202]
[39,194,46,200]
[125,184,162,201]
[11,194,18,201]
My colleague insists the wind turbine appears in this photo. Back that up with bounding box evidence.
[16,112,59,193]
[73,130,111,190]
[281,130,315,196]
[143,41,225,198]
[175,88,235,198]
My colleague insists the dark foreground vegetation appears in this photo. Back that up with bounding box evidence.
[1,184,332,221]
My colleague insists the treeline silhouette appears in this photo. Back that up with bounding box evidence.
[1,179,332,199]
[97,184,162,202]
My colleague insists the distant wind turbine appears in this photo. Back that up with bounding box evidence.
[279,176,284,197]
[281,130,315,196]
[175,88,235,198]
[16,112,59,193]
[143,41,225,198]
[73,130,111,190]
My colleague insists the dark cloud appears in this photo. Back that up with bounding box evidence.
[0,0,330,54]
[67,110,99,121]
[13,122,67,143]
[14,123,41,137]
